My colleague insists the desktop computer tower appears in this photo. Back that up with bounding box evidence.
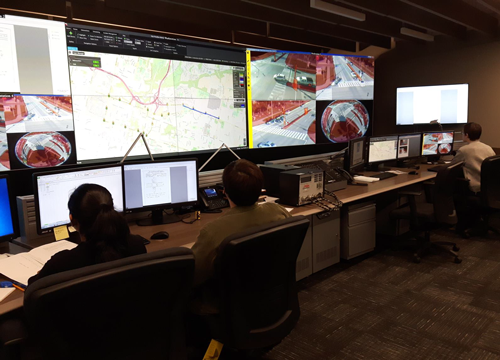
[16,195,53,243]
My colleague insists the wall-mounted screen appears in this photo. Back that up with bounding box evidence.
[396,84,468,125]
[247,49,374,148]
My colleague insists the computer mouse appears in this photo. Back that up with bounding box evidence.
[150,231,170,240]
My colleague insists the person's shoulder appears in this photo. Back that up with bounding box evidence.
[260,202,292,216]
[127,234,147,255]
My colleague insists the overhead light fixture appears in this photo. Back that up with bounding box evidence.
[310,0,366,21]
[401,27,434,42]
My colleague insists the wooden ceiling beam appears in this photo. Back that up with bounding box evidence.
[269,24,357,52]
[331,0,467,39]
[71,1,234,43]
[0,0,67,18]
[161,0,391,48]
[243,0,422,42]
[401,0,498,36]
[104,0,267,36]
[477,0,500,15]
[234,31,326,53]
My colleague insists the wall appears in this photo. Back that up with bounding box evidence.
[374,33,500,148]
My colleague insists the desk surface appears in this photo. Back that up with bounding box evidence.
[0,166,435,315]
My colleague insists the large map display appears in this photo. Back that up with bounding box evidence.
[70,52,247,161]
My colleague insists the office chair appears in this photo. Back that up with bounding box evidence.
[22,247,194,360]
[479,155,500,234]
[390,162,465,264]
[206,216,309,354]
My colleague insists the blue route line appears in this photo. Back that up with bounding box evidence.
[182,104,219,119]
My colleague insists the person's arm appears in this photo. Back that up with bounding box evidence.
[27,250,71,285]
[450,149,465,164]
[191,227,217,287]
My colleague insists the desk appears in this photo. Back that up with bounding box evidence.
[0,166,436,315]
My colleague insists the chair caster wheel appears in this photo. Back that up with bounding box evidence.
[454,257,462,264]
[453,245,460,252]
[413,255,421,263]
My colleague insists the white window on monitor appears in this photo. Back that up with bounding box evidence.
[0,15,70,95]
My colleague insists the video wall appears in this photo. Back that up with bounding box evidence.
[248,50,374,149]
[0,14,374,172]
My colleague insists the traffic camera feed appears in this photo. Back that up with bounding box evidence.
[316,55,374,101]
[251,101,315,147]
[250,51,316,101]
[422,132,454,155]
[319,100,370,143]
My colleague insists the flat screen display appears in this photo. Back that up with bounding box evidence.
[396,84,468,125]
[0,176,14,240]
[368,136,398,163]
[34,165,123,232]
[349,137,366,169]
[397,133,422,159]
[422,132,454,156]
[123,159,198,211]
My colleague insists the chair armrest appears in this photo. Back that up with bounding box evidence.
[398,191,422,197]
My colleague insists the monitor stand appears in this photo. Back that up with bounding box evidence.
[397,158,420,168]
[366,162,392,172]
[426,155,445,165]
[136,209,189,226]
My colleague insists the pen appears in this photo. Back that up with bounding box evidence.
[11,281,27,290]
[12,284,24,292]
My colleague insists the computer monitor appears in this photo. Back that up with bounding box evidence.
[123,159,198,226]
[368,136,398,164]
[33,165,124,234]
[348,137,366,172]
[0,174,16,242]
[397,133,422,159]
[421,131,454,156]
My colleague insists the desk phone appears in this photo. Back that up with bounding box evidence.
[199,186,229,210]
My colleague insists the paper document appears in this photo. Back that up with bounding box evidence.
[0,240,77,286]
[385,170,405,175]
[0,288,15,303]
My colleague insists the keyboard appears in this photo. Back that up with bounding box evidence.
[370,172,398,180]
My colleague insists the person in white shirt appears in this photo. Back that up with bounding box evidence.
[452,122,495,237]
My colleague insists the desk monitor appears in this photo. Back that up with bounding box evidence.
[368,136,398,163]
[422,131,454,156]
[348,137,366,172]
[34,165,124,234]
[0,175,16,242]
[397,133,422,159]
[123,159,198,226]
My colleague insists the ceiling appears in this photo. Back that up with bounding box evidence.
[2,0,500,53]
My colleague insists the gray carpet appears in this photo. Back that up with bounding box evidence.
[263,226,500,359]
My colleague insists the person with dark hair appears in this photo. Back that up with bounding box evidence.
[451,122,495,237]
[28,184,146,285]
[191,159,291,313]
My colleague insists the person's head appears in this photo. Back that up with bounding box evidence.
[463,122,482,142]
[222,159,263,207]
[68,184,130,262]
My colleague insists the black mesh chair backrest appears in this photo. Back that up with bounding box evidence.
[433,161,465,225]
[214,216,309,350]
[24,248,194,360]
[481,155,500,209]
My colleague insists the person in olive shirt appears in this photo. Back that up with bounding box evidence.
[28,184,146,285]
[191,159,291,313]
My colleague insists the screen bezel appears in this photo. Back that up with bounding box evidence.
[32,163,125,235]
[367,136,398,164]
[396,83,469,126]
[122,158,199,214]
[0,174,17,243]
[397,133,422,160]
[421,131,455,156]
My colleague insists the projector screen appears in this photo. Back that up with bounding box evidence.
[396,84,468,125]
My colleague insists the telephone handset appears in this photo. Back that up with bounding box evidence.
[334,167,367,186]
[198,186,229,210]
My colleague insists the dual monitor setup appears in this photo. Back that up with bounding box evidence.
[33,159,198,236]
[347,131,455,173]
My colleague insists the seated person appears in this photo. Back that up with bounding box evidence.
[28,184,146,285]
[191,159,291,313]
[451,122,495,236]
